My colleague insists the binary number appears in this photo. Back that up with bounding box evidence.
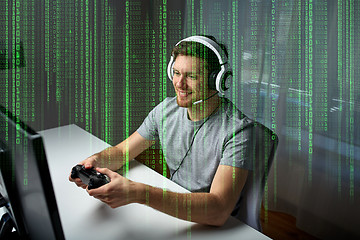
[1,0,357,202]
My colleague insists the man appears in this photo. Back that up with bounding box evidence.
[69,35,255,226]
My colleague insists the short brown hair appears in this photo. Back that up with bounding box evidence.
[171,35,228,75]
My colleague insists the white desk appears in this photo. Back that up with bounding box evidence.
[39,124,270,240]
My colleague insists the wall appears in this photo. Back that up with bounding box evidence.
[0,0,185,146]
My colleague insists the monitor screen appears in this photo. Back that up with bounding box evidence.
[0,105,65,239]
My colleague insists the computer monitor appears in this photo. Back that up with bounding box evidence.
[0,105,65,239]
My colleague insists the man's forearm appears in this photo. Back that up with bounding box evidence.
[95,146,129,171]
[95,131,155,171]
[135,183,229,226]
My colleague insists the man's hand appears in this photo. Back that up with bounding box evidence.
[68,155,99,189]
[86,168,142,208]
[69,131,155,189]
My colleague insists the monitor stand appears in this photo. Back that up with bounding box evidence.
[0,194,20,240]
[0,213,20,240]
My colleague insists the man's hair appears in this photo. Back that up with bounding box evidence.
[171,35,228,75]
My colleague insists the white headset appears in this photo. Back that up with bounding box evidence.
[167,36,233,95]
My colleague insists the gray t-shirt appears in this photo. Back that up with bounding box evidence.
[137,97,254,193]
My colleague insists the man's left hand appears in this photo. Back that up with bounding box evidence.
[86,168,140,208]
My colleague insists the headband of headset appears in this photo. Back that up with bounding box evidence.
[167,35,232,95]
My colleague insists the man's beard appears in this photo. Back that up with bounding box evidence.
[176,96,193,108]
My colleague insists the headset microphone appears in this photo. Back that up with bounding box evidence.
[192,92,219,105]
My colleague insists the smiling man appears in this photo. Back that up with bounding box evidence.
[172,54,220,121]
[69,35,255,226]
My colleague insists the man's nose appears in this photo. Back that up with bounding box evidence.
[175,74,187,88]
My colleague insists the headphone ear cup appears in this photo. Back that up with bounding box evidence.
[221,71,233,92]
[167,56,175,81]
[208,71,218,91]
[170,62,174,78]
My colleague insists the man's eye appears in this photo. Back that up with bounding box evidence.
[188,75,197,80]
[173,71,180,76]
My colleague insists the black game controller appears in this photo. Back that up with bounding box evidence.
[71,165,109,190]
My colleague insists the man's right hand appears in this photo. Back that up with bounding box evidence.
[68,131,156,189]
[69,154,99,189]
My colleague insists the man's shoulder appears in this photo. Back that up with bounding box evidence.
[162,96,177,106]
[152,97,181,117]
[222,98,255,129]
[156,97,178,110]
